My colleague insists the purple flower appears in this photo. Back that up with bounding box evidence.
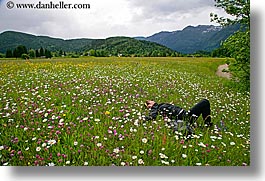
[113,129,117,136]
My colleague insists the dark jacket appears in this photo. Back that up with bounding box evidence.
[146,103,186,121]
[146,103,193,135]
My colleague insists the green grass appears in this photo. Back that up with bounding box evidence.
[0,57,250,166]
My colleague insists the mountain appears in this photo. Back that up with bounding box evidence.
[136,24,241,54]
[0,31,93,53]
[0,31,176,56]
[0,24,240,56]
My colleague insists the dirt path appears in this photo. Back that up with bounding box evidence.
[216,64,232,79]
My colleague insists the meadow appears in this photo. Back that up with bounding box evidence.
[0,57,250,166]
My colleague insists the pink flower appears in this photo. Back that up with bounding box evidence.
[113,129,117,136]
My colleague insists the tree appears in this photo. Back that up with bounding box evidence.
[45,49,53,58]
[13,49,18,58]
[40,47,44,57]
[6,49,13,58]
[89,49,96,56]
[13,45,28,58]
[210,0,250,91]
[28,49,36,58]
[35,49,40,57]
[21,53,30,60]
[59,50,63,56]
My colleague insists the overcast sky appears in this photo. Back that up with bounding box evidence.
[0,0,230,39]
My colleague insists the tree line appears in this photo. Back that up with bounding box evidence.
[5,45,52,59]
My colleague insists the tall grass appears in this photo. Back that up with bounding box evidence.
[0,57,250,166]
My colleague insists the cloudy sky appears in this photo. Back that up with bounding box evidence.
[0,0,230,39]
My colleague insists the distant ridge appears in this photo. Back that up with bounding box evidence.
[0,31,176,56]
[135,24,241,54]
[0,24,240,55]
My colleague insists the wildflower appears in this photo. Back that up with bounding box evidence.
[221,142,226,147]
[230,142,236,146]
[148,149,152,155]
[196,163,202,166]
[84,162,88,166]
[3,162,8,166]
[140,150,144,154]
[95,118,100,122]
[198,142,206,148]
[48,162,55,166]
[113,148,119,154]
[25,147,29,151]
[36,147,41,152]
[0,145,4,150]
[96,143,102,147]
[108,129,113,134]
[182,154,187,158]
[105,111,110,115]
[132,156,137,160]
[74,141,78,146]
[159,153,168,159]
[142,138,148,143]
[113,129,117,136]
[121,162,126,166]
[138,159,144,165]
[161,160,170,165]
[48,139,56,145]
[66,161,70,165]
[24,127,28,131]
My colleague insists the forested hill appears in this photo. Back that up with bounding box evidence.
[0,31,92,53]
[82,37,176,57]
[0,31,177,56]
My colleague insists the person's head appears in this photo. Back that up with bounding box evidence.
[145,100,156,109]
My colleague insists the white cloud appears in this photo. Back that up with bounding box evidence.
[0,0,229,39]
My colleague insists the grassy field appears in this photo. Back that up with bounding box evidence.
[0,57,250,166]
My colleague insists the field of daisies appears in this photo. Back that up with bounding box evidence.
[0,57,250,166]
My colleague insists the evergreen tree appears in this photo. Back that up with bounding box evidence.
[6,49,13,58]
[13,45,27,58]
[13,49,18,58]
[45,49,52,58]
[35,49,40,57]
[40,47,44,57]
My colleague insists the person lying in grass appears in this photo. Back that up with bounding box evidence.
[144,99,213,135]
